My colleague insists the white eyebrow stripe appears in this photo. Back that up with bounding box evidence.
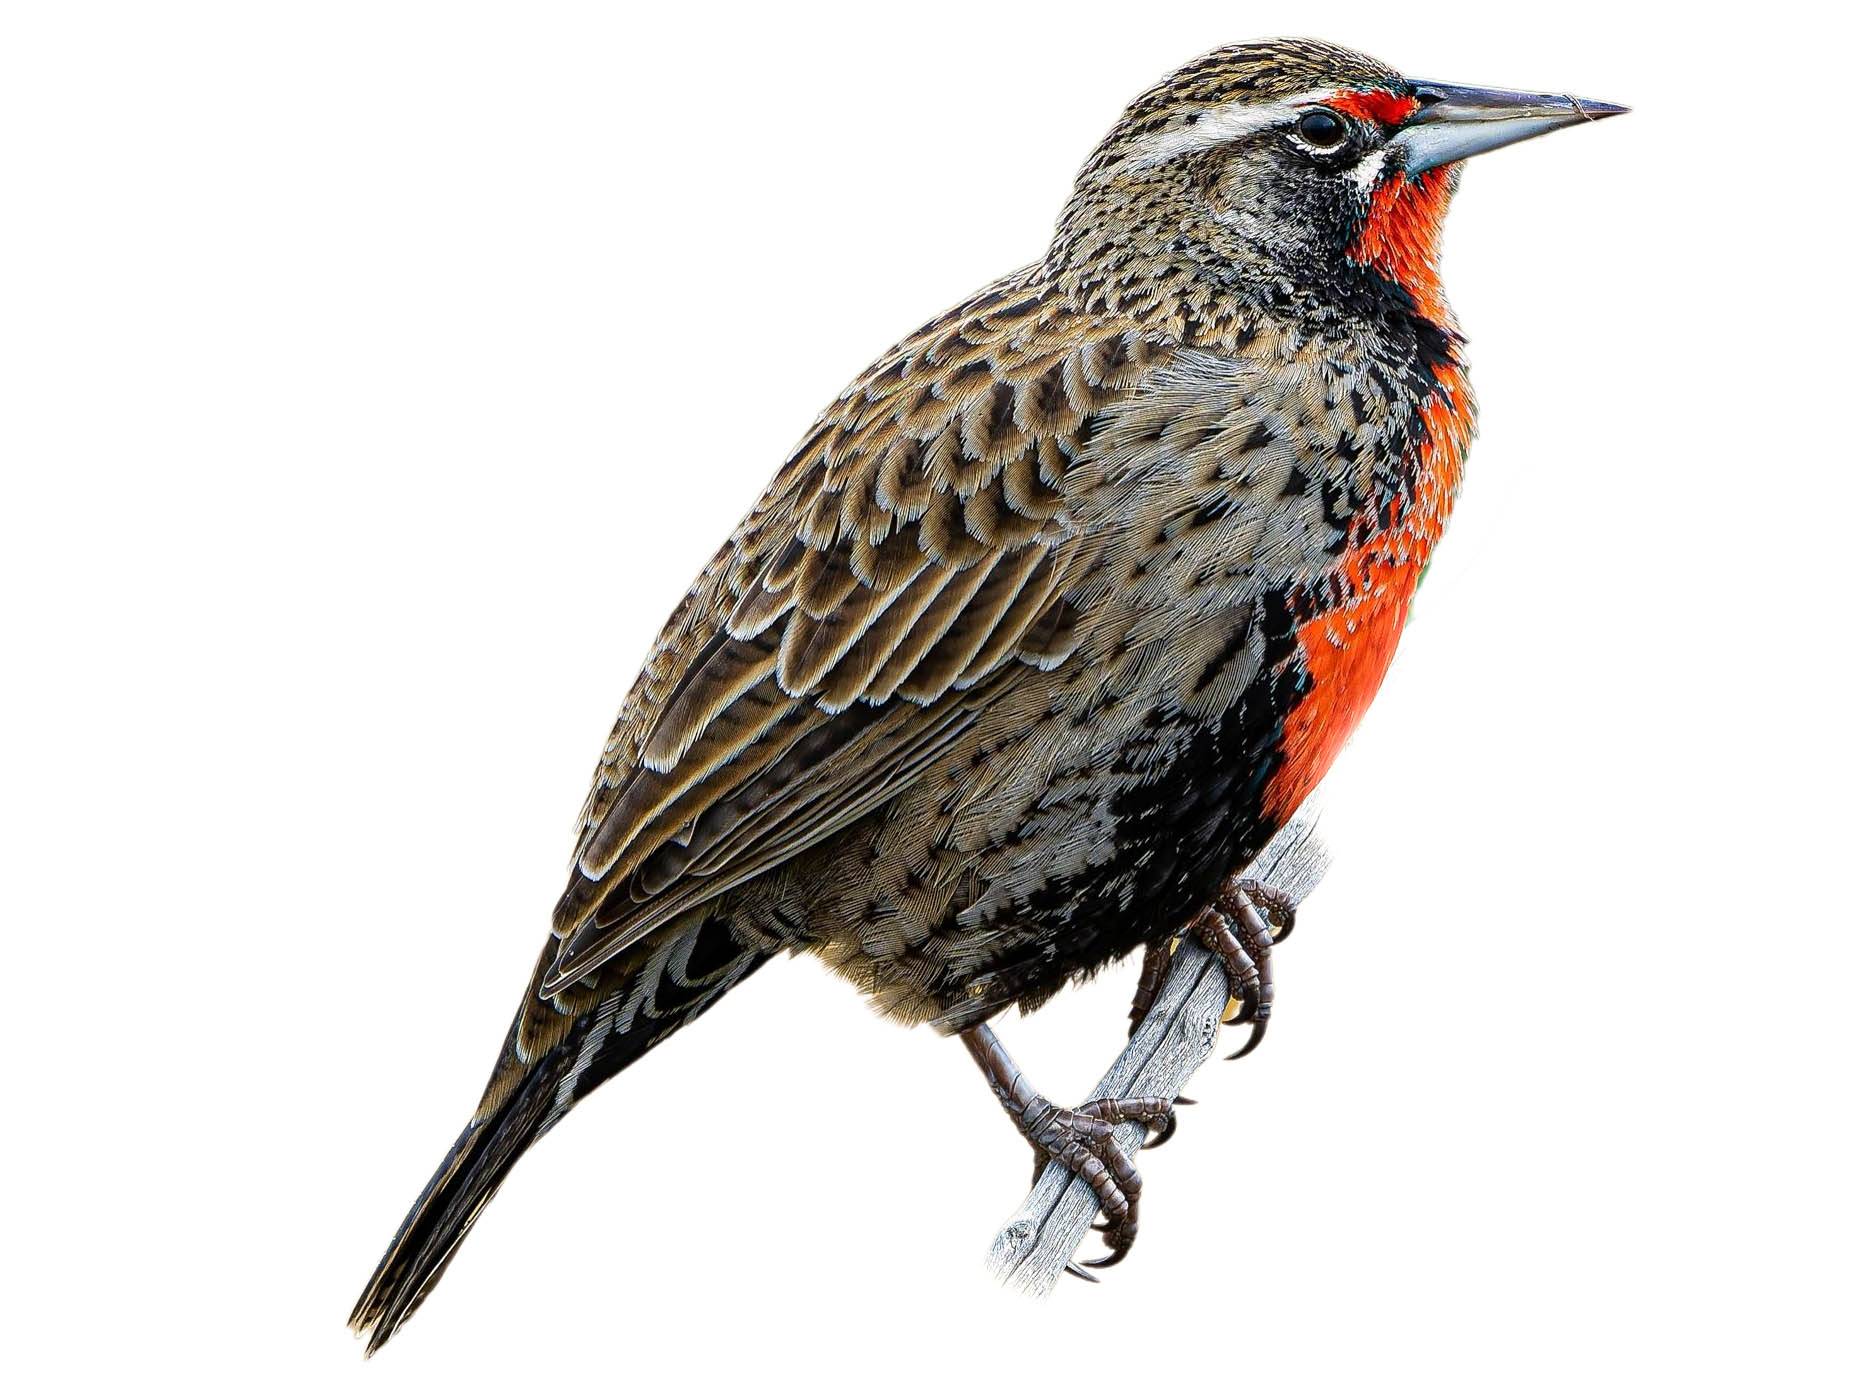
[1115,88,1341,170]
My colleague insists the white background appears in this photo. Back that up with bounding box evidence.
[4,3,1852,1389]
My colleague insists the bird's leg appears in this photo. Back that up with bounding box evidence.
[961,1022,1176,1273]
[1126,938,1175,1038]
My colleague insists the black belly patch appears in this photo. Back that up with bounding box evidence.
[937,634,1313,1020]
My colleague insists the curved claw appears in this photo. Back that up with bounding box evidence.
[1142,1111,1178,1150]
[1082,1246,1130,1270]
[1064,1261,1102,1284]
[1225,1016,1269,1061]
[1234,975,1263,1026]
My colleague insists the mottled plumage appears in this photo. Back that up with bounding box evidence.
[352,38,1621,1352]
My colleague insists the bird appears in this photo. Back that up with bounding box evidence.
[350,37,1624,1352]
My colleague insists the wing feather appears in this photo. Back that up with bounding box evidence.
[544,274,1156,993]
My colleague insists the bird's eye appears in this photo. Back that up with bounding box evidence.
[1294,108,1348,150]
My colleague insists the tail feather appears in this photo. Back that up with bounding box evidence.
[350,913,771,1355]
[347,1028,573,1355]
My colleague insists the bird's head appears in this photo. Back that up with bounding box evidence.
[1050,39,1625,333]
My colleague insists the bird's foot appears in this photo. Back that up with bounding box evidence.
[1028,1094,1179,1274]
[1129,876,1298,1051]
[962,1024,1177,1273]
[1192,875,1293,1061]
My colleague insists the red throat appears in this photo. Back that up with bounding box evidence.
[1348,166,1456,326]
[1258,361,1474,824]
[1259,98,1471,823]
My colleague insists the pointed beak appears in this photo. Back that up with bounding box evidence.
[1390,81,1628,176]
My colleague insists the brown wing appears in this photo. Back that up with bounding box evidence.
[541,273,1167,994]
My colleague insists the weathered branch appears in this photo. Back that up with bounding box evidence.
[985,817,1332,1294]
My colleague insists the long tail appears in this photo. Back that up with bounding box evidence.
[349,912,770,1355]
